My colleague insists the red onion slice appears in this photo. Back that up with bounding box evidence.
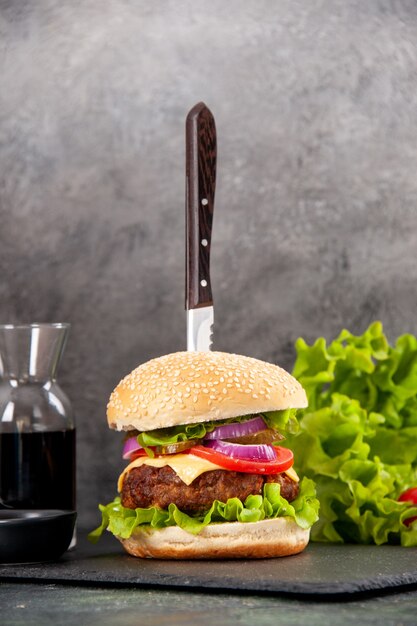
[203,439,278,462]
[122,437,142,460]
[204,416,267,441]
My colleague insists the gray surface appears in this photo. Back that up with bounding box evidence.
[1,531,417,596]
[1,1,417,528]
[2,583,417,626]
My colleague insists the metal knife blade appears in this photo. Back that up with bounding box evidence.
[185,102,216,351]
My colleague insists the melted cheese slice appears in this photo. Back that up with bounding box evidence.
[118,454,224,491]
[118,454,300,491]
[284,465,299,483]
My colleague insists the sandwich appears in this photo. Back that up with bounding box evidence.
[90,351,319,558]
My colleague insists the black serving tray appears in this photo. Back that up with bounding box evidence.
[1,530,417,596]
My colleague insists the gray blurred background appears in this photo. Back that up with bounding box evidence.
[1,1,417,527]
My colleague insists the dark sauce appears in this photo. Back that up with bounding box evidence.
[0,430,76,510]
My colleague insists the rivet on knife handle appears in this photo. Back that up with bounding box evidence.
[185,102,216,351]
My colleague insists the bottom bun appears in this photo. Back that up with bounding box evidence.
[117,517,310,559]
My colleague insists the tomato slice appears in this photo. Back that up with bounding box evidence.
[399,487,417,527]
[186,445,293,474]
[127,444,294,475]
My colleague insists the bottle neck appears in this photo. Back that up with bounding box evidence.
[0,324,69,383]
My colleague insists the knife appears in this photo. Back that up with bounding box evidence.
[185,102,217,351]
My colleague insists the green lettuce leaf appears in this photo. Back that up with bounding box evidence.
[89,477,319,542]
[262,408,299,435]
[285,321,417,546]
[137,409,297,449]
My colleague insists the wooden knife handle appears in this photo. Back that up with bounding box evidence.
[185,102,217,310]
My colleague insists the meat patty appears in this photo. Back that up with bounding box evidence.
[121,465,299,514]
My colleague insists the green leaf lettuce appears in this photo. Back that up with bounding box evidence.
[285,321,417,546]
[136,409,298,449]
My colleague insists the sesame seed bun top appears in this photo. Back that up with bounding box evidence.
[107,351,308,432]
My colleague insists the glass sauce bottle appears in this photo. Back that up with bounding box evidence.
[0,324,75,513]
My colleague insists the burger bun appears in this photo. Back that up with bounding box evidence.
[117,517,310,559]
[107,351,307,432]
